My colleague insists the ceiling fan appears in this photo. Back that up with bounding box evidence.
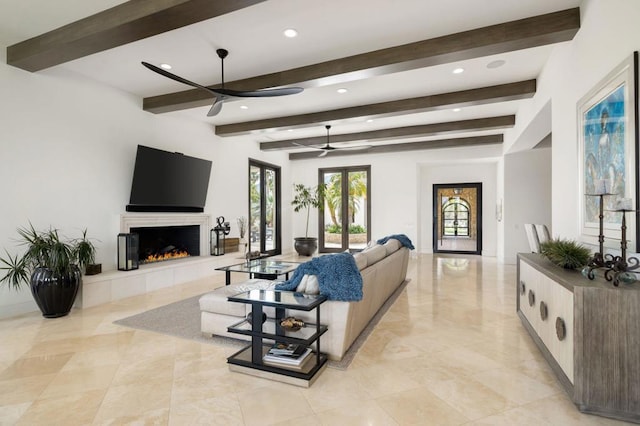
[296,125,372,157]
[142,49,303,117]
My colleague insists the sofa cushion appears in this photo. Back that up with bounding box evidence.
[353,252,368,270]
[295,274,319,294]
[199,279,276,317]
[383,239,401,255]
[364,244,386,265]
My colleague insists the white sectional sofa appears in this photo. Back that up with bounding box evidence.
[199,239,410,361]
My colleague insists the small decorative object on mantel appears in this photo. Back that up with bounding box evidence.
[280,316,305,331]
[539,238,591,270]
[237,216,248,256]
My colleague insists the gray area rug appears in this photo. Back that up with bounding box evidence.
[114,280,409,370]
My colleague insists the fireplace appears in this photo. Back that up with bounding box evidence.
[120,213,211,265]
[131,225,200,264]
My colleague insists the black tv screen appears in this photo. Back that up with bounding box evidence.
[127,145,212,212]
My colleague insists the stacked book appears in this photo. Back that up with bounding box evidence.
[263,343,313,369]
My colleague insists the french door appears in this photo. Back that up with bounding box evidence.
[249,160,281,256]
[319,166,371,252]
[433,183,482,255]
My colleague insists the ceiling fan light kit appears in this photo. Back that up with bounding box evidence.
[142,48,303,116]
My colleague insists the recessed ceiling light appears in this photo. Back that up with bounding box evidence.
[366,119,374,123]
[337,88,348,94]
[487,59,506,69]
[283,28,298,38]
[240,105,249,110]
[452,108,461,112]
[452,67,464,74]
[288,129,294,132]
[160,63,172,70]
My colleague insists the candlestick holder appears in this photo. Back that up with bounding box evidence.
[583,193,615,279]
[602,208,640,286]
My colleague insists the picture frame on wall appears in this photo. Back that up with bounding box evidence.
[578,51,639,251]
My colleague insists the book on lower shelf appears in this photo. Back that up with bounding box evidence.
[263,347,313,366]
[267,342,306,357]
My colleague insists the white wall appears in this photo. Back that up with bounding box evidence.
[418,161,498,256]
[507,0,640,252]
[503,147,552,264]
[0,47,282,317]
[290,144,502,255]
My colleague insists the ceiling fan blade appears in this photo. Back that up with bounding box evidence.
[207,96,225,116]
[293,142,325,151]
[318,150,329,158]
[215,87,303,98]
[142,61,220,96]
[334,145,373,151]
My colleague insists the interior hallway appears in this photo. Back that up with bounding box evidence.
[0,254,631,425]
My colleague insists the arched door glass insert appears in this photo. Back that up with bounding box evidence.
[433,183,482,255]
[442,198,470,237]
[249,159,281,256]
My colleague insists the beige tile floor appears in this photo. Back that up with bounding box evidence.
[0,254,634,425]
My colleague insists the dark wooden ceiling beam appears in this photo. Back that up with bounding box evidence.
[217,80,534,136]
[143,8,578,114]
[6,0,266,72]
[261,115,515,150]
[289,134,503,160]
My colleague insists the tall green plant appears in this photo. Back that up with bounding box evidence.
[0,223,97,290]
[291,183,325,238]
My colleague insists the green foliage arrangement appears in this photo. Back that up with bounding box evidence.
[291,183,326,238]
[539,238,591,270]
[0,223,96,290]
[325,224,367,234]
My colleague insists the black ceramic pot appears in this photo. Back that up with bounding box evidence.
[30,266,81,318]
[294,237,317,256]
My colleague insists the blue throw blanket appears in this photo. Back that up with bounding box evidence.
[275,252,363,301]
[377,234,415,250]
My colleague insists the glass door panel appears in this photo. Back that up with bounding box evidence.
[249,160,281,256]
[320,166,370,252]
[433,183,482,254]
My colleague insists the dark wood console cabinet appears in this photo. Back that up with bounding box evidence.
[517,253,640,423]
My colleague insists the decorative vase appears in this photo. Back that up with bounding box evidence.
[30,266,81,318]
[294,237,317,256]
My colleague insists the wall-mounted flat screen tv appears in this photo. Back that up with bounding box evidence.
[127,145,212,213]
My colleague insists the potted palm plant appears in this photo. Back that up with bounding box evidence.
[0,223,97,318]
[291,183,325,256]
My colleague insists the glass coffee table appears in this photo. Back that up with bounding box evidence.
[216,259,299,285]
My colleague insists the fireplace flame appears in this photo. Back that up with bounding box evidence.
[142,250,189,264]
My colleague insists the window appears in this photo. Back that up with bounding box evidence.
[319,166,371,252]
[249,160,281,256]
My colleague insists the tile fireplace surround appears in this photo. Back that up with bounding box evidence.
[77,213,235,308]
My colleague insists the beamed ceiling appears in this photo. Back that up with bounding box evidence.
[4,0,581,160]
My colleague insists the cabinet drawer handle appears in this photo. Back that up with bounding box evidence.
[528,289,535,307]
[556,317,566,341]
[520,280,526,295]
[540,301,548,320]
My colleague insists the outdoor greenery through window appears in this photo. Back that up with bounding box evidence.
[249,160,280,256]
[320,166,370,252]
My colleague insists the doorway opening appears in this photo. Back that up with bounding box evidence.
[433,183,482,255]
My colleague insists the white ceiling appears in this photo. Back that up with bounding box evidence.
[1,0,582,150]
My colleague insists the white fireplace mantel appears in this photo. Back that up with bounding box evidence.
[120,213,211,257]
